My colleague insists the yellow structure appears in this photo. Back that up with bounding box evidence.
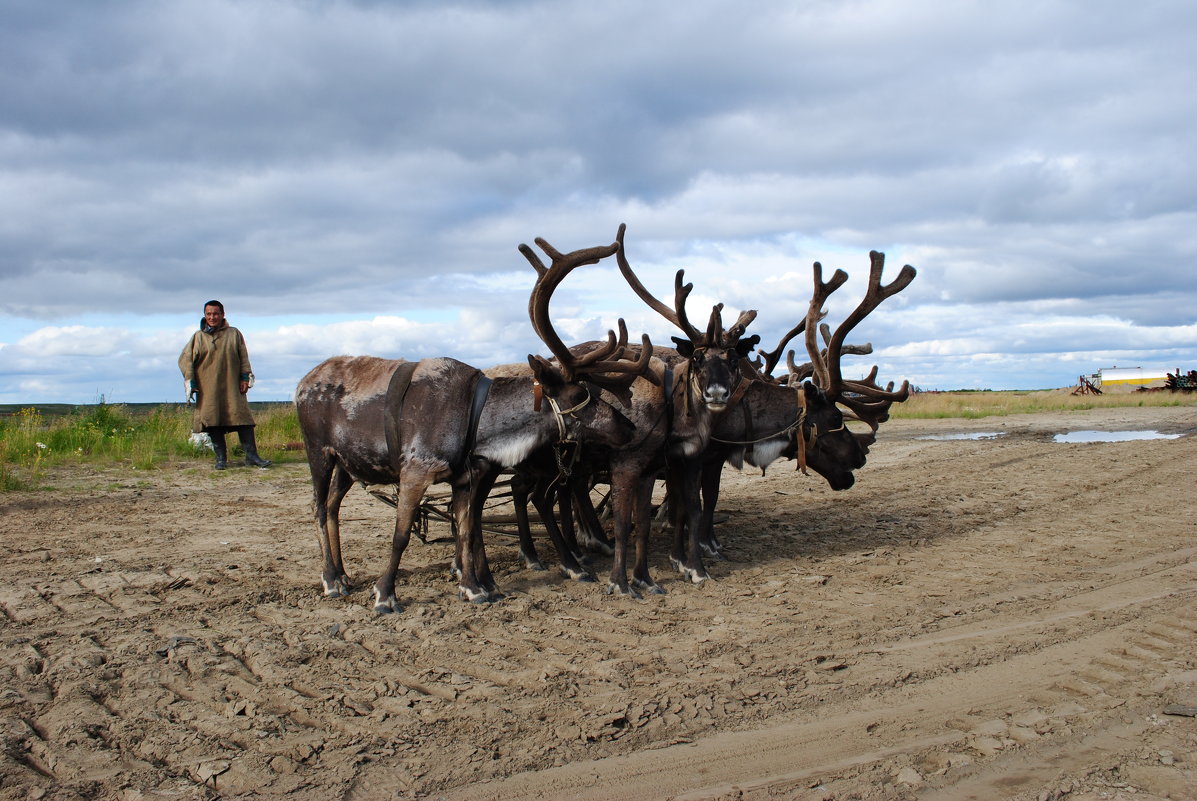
[1097,367,1170,388]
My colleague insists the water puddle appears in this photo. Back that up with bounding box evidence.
[1053,430,1181,443]
[917,432,1006,441]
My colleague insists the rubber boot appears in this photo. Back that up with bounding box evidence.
[239,426,272,468]
[211,430,228,470]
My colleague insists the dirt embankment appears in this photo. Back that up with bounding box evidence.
[2,405,1195,801]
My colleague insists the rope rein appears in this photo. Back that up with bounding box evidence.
[707,383,849,474]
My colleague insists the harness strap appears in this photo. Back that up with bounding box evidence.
[383,361,419,472]
[663,366,676,432]
[459,374,492,472]
[547,392,590,442]
[793,385,809,475]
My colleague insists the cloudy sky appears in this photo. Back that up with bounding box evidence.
[2,0,1195,403]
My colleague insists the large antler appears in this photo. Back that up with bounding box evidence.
[758,314,820,378]
[615,223,756,349]
[782,337,874,384]
[806,251,917,429]
[520,236,653,388]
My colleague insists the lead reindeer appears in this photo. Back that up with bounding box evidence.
[295,238,651,613]
[675,251,916,571]
[547,224,760,597]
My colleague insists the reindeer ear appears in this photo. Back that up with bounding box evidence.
[527,355,565,390]
[736,334,761,358]
[672,337,695,358]
[802,380,821,404]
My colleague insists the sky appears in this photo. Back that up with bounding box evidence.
[2,0,1195,404]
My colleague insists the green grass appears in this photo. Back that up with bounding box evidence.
[0,402,303,491]
[2,390,1193,492]
[890,388,1197,419]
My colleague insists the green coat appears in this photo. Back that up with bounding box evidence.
[178,320,256,432]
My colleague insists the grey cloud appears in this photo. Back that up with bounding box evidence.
[2,0,1196,399]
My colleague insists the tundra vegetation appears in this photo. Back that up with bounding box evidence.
[2,389,1193,492]
[0,402,299,490]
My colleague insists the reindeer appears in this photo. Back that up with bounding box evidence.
[294,238,651,613]
[540,225,760,597]
[671,251,916,574]
[494,224,765,595]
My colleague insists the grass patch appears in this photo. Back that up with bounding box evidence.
[890,389,1197,419]
[0,402,303,491]
[3,390,1193,492]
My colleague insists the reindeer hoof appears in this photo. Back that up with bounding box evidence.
[563,567,596,583]
[459,585,495,604]
[322,577,351,598]
[606,581,642,600]
[582,536,614,556]
[632,578,666,596]
[373,595,402,615]
[372,583,403,613]
[521,555,547,572]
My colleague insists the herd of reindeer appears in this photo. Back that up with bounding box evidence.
[295,224,917,614]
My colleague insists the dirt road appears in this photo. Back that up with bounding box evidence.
[2,405,1195,800]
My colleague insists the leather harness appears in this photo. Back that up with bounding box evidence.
[384,362,492,475]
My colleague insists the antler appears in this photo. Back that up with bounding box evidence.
[615,223,705,344]
[780,327,874,385]
[806,251,916,429]
[615,223,756,349]
[759,316,814,378]
[520,235,653,388]
[804,261,851,389]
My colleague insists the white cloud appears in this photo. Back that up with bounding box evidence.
[1,0,1196,400]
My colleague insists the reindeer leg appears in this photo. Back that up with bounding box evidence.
[698,457,724,558]
[471,467,503,598]
[605,474,638,599]
[511,471,545,571]
[531,481,594,582]
[667,461,710,585]
[631,475,666,595]
[320,464,356,596]
[308,450,352,598]
[573,475,614,556]
[374,476,430,614]
[666,467,688,573]
[554,482,591,570]
[455,465,502,603]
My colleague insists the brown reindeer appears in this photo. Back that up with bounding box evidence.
[541,224,759,597]
[675,251,916,569]
[294,238,651,613]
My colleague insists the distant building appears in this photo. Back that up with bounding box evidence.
[1095,366,1171,389]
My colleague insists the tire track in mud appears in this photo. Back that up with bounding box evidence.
[435,433,1197,801]
[3,411,1195,799]
[438,554,1197,801]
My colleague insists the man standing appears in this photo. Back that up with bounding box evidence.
[178,300,272,469]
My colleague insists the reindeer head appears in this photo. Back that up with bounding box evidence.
[764,251,916,489]
[615,223,759,413]
[520,236,656,449]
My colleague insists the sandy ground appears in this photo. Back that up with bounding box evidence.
[2,404,1196,801]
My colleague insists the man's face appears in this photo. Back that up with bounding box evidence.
[204,305,225,328]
